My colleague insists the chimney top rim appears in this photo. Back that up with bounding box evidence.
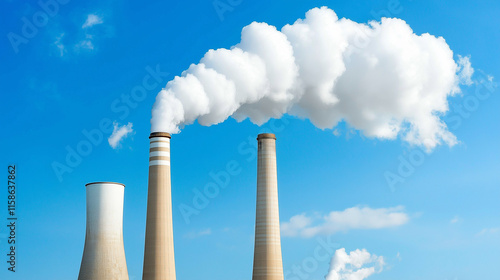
[85,182,125,187]
[257,133,276,140]
[149,132,171,139]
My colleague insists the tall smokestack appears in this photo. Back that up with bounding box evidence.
[252,133,284,280]
[78,182,129,280]
[143,132,176,280]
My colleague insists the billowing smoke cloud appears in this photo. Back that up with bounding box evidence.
[151,7,473,150]
[326,248,385,280]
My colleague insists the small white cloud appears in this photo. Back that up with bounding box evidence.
[413,212,424,219]
[75,34,95,51]
[53,33,66,57]
[457,55,474,86]
[476,227,500,237]
[280,214,312,236]
[326,248,385,280]
[54,13,109,56]
[184,228,212,239]
[108,122,134,149]
[281,206,409,238]
[450,216,460,224]
[198,228,211,235]
[82,14,103,29]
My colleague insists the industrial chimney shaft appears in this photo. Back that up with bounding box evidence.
[252,133,284,280]
[143,132,176,280]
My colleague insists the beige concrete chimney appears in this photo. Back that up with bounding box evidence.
[252,133,284,280]
[143,132,176,280]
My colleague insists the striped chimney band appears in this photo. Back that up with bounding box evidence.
[149,132,171,166]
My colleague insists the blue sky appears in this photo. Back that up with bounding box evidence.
[1,0,499,279]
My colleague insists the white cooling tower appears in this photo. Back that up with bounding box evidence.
[78,182,129,280]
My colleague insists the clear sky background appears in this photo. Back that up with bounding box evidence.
[0,0,499,279]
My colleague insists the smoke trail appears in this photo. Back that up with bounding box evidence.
[151,7,473,150]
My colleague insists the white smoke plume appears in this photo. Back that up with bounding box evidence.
[151,7,473,150]
[325,248,385,280]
